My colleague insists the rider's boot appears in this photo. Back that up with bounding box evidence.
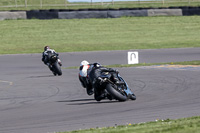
[106,93,113,100]
[95,93,106,101]
[87,88,94,95]
[47,63,56,76]
[47,63,53,71]
[53,72,57,76]
[48,65,53,71]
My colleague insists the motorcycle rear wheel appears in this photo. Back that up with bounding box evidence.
[53,61,62,76]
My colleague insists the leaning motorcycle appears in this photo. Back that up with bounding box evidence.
[98,72,136,101]
[47,52,62,76]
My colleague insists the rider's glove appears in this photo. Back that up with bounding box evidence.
[97,77,104,84]
[115,69,119,74]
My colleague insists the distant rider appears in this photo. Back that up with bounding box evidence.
[42,46,62,67]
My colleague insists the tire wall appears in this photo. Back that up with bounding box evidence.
[26,10,58,19]
[0,7,200,20]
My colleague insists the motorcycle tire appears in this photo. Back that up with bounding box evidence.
[106,84,127,101]
[129,93,136,100]
[53,61,62,76]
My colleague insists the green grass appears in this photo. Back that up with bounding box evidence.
[1,0,200,10]
[0,16,200,54]
[58,116,200,133]
[0,0,66,5]
[66,60,200,69]
[107,60,200,68]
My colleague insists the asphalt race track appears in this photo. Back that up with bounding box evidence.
[0,48,200,133]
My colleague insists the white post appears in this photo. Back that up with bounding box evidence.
[25,0,27,8]
[64,0,67,7]
[40,0,43,8]
[15,0,17,7]
[128,52,139,64]
[162,0,164,6]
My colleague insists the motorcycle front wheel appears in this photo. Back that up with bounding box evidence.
[106,84,127,101]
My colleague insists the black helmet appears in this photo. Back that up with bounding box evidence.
[44,46,50,51]
[93,62,101,68]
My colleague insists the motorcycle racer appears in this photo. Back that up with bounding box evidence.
[42,46,62,67]
[79,60,136,101]
[79,60,120,101]
[42,46,62,76]
[88,62,119,101]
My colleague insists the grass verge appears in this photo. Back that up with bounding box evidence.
[0,16,200,54]
[66,60,200,69]
[1,0,200,10]
[58,116,200,133]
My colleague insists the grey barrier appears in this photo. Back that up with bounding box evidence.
[0,11,26,20]
[148,9,182,16]
[0,7,200,20]
[107,10,148,18]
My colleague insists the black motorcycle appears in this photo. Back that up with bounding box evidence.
[98,72,136,101]
[47,52,62,76]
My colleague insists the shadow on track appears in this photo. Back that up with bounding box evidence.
[27,75,55,78]
[57,98,119,105]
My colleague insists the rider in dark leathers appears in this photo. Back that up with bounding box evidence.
[42,46,62,75]
[79,60,120,101]
[42,46,61,66]
[88,63,119,101]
